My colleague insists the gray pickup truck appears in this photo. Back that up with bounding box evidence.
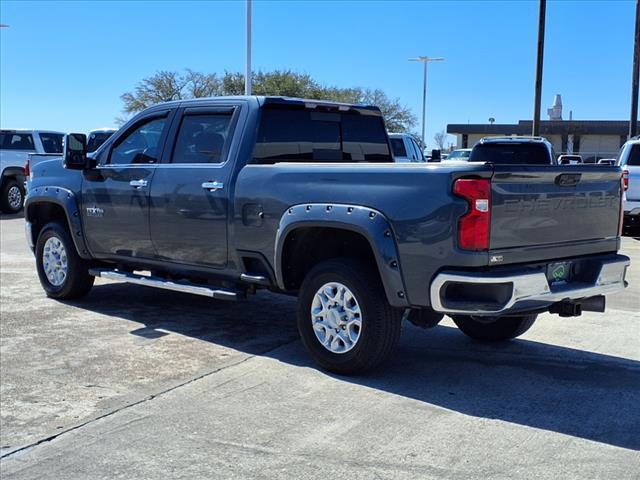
[25,96,630,374]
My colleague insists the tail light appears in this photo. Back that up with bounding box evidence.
[622,169,629,191]
[453,178,491,251]
[24,158,30,178]
[619,173,626,236]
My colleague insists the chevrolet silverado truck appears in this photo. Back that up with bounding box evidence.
[25,96,630,374]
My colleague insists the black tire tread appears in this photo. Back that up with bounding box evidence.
[0,178,24,214]
[297,258,402,375]
[35,221,94,299]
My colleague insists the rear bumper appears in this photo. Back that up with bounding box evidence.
[430,255,630,316]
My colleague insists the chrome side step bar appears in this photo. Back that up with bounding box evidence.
[89,269,240,301]
[239,273,270,286]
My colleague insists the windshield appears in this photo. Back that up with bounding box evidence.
[87,131,115,153]
[445,150,470,160]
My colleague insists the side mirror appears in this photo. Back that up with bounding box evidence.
[63,133,88,170]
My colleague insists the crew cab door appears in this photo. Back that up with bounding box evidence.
[148,105,240,268]
[81,110,174,258]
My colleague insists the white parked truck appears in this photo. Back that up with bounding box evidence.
[0,130,64,213]
[388,133,425,163]
[619,137,640,233]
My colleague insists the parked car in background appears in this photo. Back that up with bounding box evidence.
[558,154,583,165]
[25,96,629,374]
[442,148,472,162]
[389,133,425,162]
[470,136,557,165]
[87,128,117,153]
[598,158,617,166]
[0,129,64,213]
[618,137,640,233]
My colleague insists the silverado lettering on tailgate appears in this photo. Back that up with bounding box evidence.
[503,194,618,214]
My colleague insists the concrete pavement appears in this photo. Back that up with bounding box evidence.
[1,214,639,479]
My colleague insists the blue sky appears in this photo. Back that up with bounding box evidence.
[0,0,637,149]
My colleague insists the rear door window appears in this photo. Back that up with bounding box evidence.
[172,113,234,164]
[0,132,35,151]
[253,107,392,163]
[38,133,64,154]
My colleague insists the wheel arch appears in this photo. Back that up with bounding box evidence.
[1,166,26,182]
[25,187,91,259]
[275,203,409,307]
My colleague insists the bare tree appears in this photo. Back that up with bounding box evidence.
[434,130,448,150]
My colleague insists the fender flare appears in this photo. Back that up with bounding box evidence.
[274,203,409,308]
[25,186,91,259]
[1,166,26,182]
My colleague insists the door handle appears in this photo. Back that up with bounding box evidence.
[202,181,224,191]
[129,179,148,188]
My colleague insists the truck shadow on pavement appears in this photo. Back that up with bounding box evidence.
[75,283,640,451]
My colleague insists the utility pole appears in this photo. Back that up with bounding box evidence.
[245,0,252,96]
[532,0,546,136]
[409,56,445,148]
[629,0,640,138]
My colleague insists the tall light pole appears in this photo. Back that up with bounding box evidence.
[245,0,252,96]
[409,56,444,148]
[629,0,639,138]
[532,0,546,136]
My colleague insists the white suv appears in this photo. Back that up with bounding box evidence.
[0,130,64,213]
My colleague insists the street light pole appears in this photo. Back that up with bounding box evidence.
[629,0,639,138]
[532,0,547,136]
[245,0,252,96]
[409,56,444,148]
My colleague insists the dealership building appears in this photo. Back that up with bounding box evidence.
[447,95,628,162]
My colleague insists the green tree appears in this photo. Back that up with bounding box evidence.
[120,69,416,132]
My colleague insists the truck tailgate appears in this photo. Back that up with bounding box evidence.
[490,166,621,250]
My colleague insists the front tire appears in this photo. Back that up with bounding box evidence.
[35,222,94,299]
[297,258,402,375]
[451,314,537,342]
[0,178,24,214]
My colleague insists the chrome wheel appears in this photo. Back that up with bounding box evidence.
[310,282,362,354]
[42,236,68,287]
[7,185,22,210]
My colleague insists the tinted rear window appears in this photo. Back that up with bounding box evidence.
[0,132,35,151]
[253,107,392,163]
[390,138,407,157]
[469,142,551,165]
[39,133,64,154]
[627,144,640,166]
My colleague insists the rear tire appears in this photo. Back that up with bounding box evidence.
[451,314,537,342]
[35,221,94,299]
[296,258,402,375]
[0,178,24,214]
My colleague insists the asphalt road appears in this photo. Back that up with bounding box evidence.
[1,213,639,479]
